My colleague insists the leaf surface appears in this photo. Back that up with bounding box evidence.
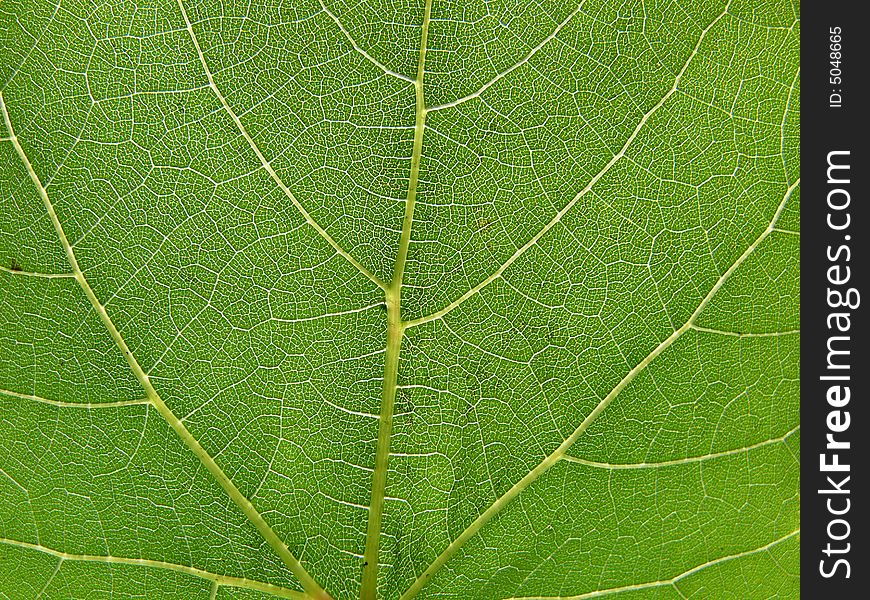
[0,0,799,598]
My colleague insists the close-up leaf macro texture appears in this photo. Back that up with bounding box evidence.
[0,0,800,598]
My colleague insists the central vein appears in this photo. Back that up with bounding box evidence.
[360,1,432,598]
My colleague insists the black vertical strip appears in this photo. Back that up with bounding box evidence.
[802,0,868,595]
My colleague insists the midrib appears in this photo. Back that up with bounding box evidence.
[360,1,433,598]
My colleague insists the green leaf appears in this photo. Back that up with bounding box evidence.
[0,0,799,598]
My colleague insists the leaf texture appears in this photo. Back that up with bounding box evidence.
[0,0,799,598]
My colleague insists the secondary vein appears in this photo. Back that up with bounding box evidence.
[0,538,308,600]
[176,0,388,293]
[318,0,416,84]
[0,388,151,409]
[400,176,798,599]
[561,425,800,469]
[426,1,587,112]
[0,92,329,600]
[404,1,734,331]
[497,529,800,599]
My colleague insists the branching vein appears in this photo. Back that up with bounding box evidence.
[0,92,330,600]
[400,175,798,599]
[176,0,388,293]
[497,529,800,599]
[427,1,587,112]
[318,0,416,84]
[0,1,801,599]
[405,2,733,330]
[360,2,433,598]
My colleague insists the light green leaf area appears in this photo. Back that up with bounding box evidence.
[0,0,799,598]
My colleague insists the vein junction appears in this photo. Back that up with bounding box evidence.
[361,2,432,598]
[0,91,329,600]
[401,176,800,599]
[0,0,799,597]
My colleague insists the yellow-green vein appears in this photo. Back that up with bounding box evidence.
[498,529,800,599]
[0,92,330,600]
[400,177,799,599]
[176,0,388,294]
[360,1,433,598]
[0,538,308,600]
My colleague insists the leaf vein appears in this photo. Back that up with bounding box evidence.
[0,538,307,600]
[176,0,388,292]
[404,1,734,330]
[317,0,416,84]
[0,265,75,279]
[562,425,800,469]
[426,2,588,112]
[688,325,800,338]
[0,388,150,409]
[400,174,798,599]
[360,0,433,596]
[0,91,329,600]
[498,529,799,599]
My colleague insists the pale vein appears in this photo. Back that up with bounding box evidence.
[0,92,329,600]
[499,529,800,599]
[0,265,75,279]
[318,0,416,84]
[0,538,307,600]
[689,325,800,338]
[176,0,388,292]
[427,1,588,112]
[405,2,734,330]
[401,174,798,599]
[359,1,433,597]
[0,388,150,409]
[562,425,799,469]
